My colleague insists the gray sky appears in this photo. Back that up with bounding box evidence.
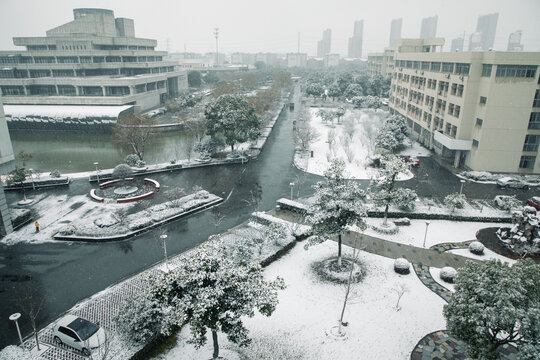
[0,0,539,56]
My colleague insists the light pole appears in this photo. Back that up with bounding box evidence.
[28,168,35,190]
[289,182,294,200]
[422,221,430,248]
[9,313,23,345]
[160,234,169,272]
[459,179,465,195]
[93,162,100,183]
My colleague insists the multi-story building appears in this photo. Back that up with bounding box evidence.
[507,31,524,52]
[0,96,14,236]
[317,29,332,57]
[367,48,395,76]
[324,54,340,68]
[389,18,402,49]
[287,53,307,68]
[0,8,187,112]
[473,13,499,51]
[348,20,363,59]
[389,38,540,173]
[451,37,464,52]
[420,16,438,39]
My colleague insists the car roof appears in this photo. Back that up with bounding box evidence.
[499,177,515,182]
[531,196,540,202]
[56,314,79,327]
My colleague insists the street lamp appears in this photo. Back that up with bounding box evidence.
[9,313,23,345]
[422,221,430,248]
[28,168,35,190]
[160,234,169,272]
[93,162,100,183]
[289,182,294,200]
[459,179,465,195]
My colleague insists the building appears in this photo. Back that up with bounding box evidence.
[287,53,307,68]
[348,20,363,58]
[451,37,464,52]
[389,18,402,49]
[0,8,187,114]
[0,96,14,236]
[389,38,540,173]
[472,13,499,51]
[367,48,395,76]
[420,16,438,39]
[508,31,524,52]
[324,54,340,68]
[468,32,483,51]
[317,29,332,57]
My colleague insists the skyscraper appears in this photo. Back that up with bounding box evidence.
[474,13,499,51]
[451,37,464,52]
[507,30,524,52]
[389,18,402,49]
[348,20,363,58]
[317,29,331,57]
[420,15,438,38]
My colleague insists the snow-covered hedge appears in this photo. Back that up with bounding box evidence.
[251,211,310,237]
[394,258,410,275]
[468,241,485,255]
[440,267,457,283]
[49,169,61,178]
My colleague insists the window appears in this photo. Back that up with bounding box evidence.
[476,118,483,126]
[451,83,457,95]
[496,65,537,78]
[472,139,479,148]
[457,84,464,97]
[480,96,487,105]
[523,135,540,152]
[529,113,540,129]
[455,63,470,75]
[431,62,441,71]
[58,327,79,340]
[519,156,536,169]
[421,62,430,70]
[455,105,461,118]
[482,64,492,77]
[534,90,540,108]
[443,62,454,73]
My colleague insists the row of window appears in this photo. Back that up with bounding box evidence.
[27,44,155,51]
[481,64,537,78]
[0,81,167,96]
[0,66,175,79]
[0,55,164,64]
[395,60,471,75]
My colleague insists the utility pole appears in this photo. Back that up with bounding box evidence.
[214,27,219,66]
[297,32,300,53]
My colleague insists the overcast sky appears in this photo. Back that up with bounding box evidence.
[1,0,539,56]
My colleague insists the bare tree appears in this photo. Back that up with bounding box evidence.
[327,129,336,150]
[113,113,156,161]
[392,283,409,311]
[344,145,355,163]
[185,114,207,144]
[181,136,196,162]
[295,121,320,150]
[338,236,364,335]
[15,281,45,351]
[164,187,186,208]
[343,118,356,140]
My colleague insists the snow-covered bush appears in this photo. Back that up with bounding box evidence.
[136,160,146,168]
[394,188,417,210]
[351,95,383,109]
[394,258,410,274]
[497,206,540,255]
[393,217,411,226]
[112,163,133,179]
[494,195,521,212]
[49,169,61,178]
[125,154,140,167]
[371,221,399,235]
[194,190,210,199]
[265,222,290,247]
[468,241,485,255]
[444,193,466,212]
[94,213,120,228]
[440,266,457,283]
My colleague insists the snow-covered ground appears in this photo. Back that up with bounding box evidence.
[447,247,516,265]
[429,267,456,292]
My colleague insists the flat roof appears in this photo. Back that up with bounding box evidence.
[3,104,133,119]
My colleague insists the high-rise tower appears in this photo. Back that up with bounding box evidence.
[348,20,363,58]
[420,15,438,38]
[389,18,402,49]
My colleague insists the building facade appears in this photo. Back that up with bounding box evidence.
[317,29,332,57]
[508,31,524,52]
[287,53,307,68]
[0,96,14,236]
[0,8,187,112]
[450,37,464,52]
[389,18,402,49]
[348,20,363,59]
[420,16,438,39]
[389,39,540,173]
[367,48,395,76]
[324,54,340,68]
[474,13,499,51]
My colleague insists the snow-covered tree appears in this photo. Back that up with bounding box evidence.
[444,259,540,359]
[498,207,540,255]
[495,195,522,212]
[327,83,342,101]
[394,188,418,210]
[305,83,324,100]
[112,163,133,179]
[295,120,320,150]
[156,240,285,360]
[344,83,364,99]
[335,107,345,124]
[371,155,413,224]
[306,159,367,267]
[113,114,155,161]
[444,193,467,212]
[204,94,261,151]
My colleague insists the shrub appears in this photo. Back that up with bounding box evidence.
[440,266,457,283]
[125,154,140,167]
[49,169,61,178]
[468,241,485,255]
[444,193,466,212]
[371,221,399,235]
[136,160,146,168]
[394,258,410,274]
[113,163,133,179]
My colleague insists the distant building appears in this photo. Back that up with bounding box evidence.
[317,29,332,57]
[468,32,483,51]
[473,13,499,51]
[389,18,402,49]
[450,37,464,52]
[287,53,307,68]
[420,15,438,39]
[507,31,524,52]
[348,20,363,58]
[367,48,395,76]
[389,38,540,173]
[0,8,187,113]
[0,95,14,236]
[324,53,340,68]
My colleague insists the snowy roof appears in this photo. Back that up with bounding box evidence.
[3,104,134,119]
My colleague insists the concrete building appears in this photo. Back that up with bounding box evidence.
[0,8,187,113]
[389,18,402,49]
[348,20,363,59]
[324,53,340,68]
[0,96,14,236]
[420,16,438,39]
[473,13,499,51]
[367,48,395,76]
[451,37,464,52]
[317,29,332,57]
[468,32,483,51]
[287,53,307,68]
[508,31,524,52]
[389,38,540,173]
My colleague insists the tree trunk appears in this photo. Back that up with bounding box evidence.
[34,329,40,351]
[338,233,342,267]
[383,202,390,225]
[212,330,219,359]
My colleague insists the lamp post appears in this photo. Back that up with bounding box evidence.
[93,162,100,183]
[289,182,294,200]
[459,179,465,195]
[9,313,23,345]
[28,168,35,190]
[160,234,169,272]
[422,221,430,248]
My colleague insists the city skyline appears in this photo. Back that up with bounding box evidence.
[0,0,539,57]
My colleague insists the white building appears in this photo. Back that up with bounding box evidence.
[0,95,14,236]
[287,53,307,68]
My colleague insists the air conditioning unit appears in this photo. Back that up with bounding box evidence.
[459,76,464,81]
[446,74,451,79]
[438,91,442,95]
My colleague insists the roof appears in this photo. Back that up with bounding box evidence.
[4,104,134,120]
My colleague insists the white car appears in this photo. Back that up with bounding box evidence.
[53,315,106,356]
[496,177,529,189]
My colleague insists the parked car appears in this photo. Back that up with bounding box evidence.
[526,196,540,210]
[53,315,106,356]
[494,195,519,209]
[403,156,420,166]
[496,177,529,190]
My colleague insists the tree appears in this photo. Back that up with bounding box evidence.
[344,83,364,99]
[444,192,467,212]
[305,83,324,100]
[375,114,408,152]
[295,120,320,150]
[212,82,238,98]
[327,83,342,101]
[335,107,345,124]
[156,241,285,359]
[241,72,260,90]
[273,71,292,88]
[113,114,155,161]
[205,94,261,151]
[444,260,540,359]
[371,155,413,224]
[204,71,219,84]
[112,163,133,179]
[188,71,202,87]
[185,114,207,143]
[6,151,33,200]
[306,159,367,267]
[15,281,45,351]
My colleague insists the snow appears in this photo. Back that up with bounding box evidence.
[447,248,516,265]
[4,104,133,120]
[429,267,456,292]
